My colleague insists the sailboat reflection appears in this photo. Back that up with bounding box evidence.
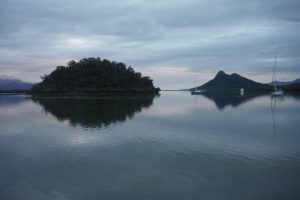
[270,95,284,131]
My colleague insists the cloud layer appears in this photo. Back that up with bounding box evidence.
[1,0,300,88]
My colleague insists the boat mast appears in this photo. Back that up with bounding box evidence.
[272,52,277,91]
[194,74,197,89]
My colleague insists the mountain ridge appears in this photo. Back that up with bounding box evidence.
[267,79,300,86]
[0,77,34,90]
[193,71,268,92]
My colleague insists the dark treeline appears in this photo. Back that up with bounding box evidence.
[32,57,160,93]
[281,83,300,92]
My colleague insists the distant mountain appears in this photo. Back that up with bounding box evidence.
[292,79,300,84]
[267,79,300,86]
[0,77,34,90]
[194,71,268,92]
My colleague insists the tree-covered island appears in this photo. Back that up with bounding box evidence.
[31,57,160,94]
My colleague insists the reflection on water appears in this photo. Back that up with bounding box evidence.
[0,94,29,107]
[0,92,300,200]
[31,95,157,128]
[200,92,265,110]
[270,95,284,131]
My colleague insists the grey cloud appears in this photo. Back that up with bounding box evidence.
[0,0,299,88]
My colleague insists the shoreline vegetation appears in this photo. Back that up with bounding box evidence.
[30,57,160,95]
[1,66,299,95]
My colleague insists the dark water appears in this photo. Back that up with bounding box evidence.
[0,92,300,200]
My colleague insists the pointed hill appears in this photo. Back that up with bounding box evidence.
[195,71,269,92]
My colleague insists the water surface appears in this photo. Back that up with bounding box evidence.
[0,92,299,200]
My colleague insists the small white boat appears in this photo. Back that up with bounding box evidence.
[240,88,244,96]
[190,74,206,95]
[271,53,284,96]
[271,89,284,96]
[191,89,206,95]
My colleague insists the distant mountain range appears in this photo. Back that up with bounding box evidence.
[0,77,34,91]
[192,71,300,93]
[267,79,300,86]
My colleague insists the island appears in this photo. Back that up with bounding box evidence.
[193,71,269,93]
[191,70,300,94]
[31,57,160,94]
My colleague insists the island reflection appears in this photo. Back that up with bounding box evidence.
[0,94,30,107]
[32,94,158,128]
[200,92,266,110]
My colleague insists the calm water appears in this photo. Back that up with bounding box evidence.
[0,92,300,200]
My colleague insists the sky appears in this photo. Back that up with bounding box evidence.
[0,0,300,89]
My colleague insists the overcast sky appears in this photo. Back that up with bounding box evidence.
[0,0,300,89]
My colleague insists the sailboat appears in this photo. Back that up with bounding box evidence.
[191,74,206,95]
[271,53,284,96]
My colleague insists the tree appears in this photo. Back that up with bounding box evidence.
[32,57,160,93]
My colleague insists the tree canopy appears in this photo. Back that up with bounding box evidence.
[32,57,159,93]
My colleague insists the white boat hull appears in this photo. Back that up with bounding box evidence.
[271,90,284,96]
[191,90,206,95]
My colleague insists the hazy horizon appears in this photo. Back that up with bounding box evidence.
[1,0,300,89]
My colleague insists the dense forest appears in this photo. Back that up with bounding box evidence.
[31,57,160,93]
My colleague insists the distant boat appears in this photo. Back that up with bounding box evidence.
[191,74,206,95]
[240,88,244,96]
[271,53,284,96]
[191,89,206,95]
